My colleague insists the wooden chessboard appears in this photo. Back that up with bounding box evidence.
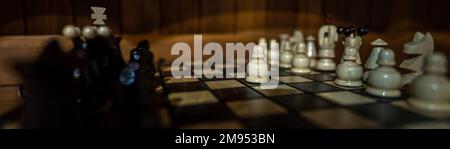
[157,63,450,129]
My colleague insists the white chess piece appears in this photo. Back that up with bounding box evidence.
[246,45,269,83]
[97,26,112,38]
[316,25,338,71]
[62,25,81,39]
[335,44,363,87]
[400,32,434,86]
[82,25,98,40]
[268,39,279,67]
[279,33,289,53]
[91,7,107,25]
[291,42,311,74]
[306,35,317,68]
[259,38,268,59]
[364,39,388,81]
[366,49,402,97]
[408,52,450,114]
[280,41,294,68]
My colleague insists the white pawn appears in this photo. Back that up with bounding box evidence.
[258,38,268,58]
[335,45,363,87]
[366,49,402,97]
[279,33,289,53]
[268,39,279,67]
[364,39,388,81]
[291,42,311,74]
[82,25,98,40]
[246,45,269,83]
[280,41,294,68]
[62,25,81,39]
[408,52,450,114]
[306,35,317,68]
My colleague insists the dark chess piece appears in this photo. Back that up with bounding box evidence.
[113,49,165,128]
[136,40,156,77]
[15,40,84,128]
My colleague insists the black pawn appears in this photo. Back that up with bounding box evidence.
[337,27,345,35]
[357,26,369,36]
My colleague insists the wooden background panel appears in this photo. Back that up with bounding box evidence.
[121,0,160,34]
[200,0,236,33]
[236,0,267,32]
[266,0,298,31]
[304,0,322,35]
[368,0,392,32]
[161,0,200,34]
[0,1,25,35]
[24,0,73,35]
[73,0,122,33]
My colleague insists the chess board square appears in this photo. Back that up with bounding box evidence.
[172,103,234,125]
[226,98,287,119]
[279,69,294,76]
[164,77,199,84]
[391,101,450,119]
[349,103,430,127]
[351,89,408,102]
[212,87,262,101]
[278,76,313,83]
[180,119,244,129]
[300,108,379,129]
[290,82,342,93]
[396,121,450,129]
[323,81,365,90]
[165,82,208,93]
[253,84,303,97]
[205,80,245,90]
[317,91,376,106]
[243,114,316,128]
[302,73,336,81]
[168,90,218,107]
[273,94,335,111]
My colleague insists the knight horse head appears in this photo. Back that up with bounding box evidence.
[318,25,338,50]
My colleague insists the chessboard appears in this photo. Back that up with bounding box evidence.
[157,63,450,129]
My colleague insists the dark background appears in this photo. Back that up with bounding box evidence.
[1,0,449,35]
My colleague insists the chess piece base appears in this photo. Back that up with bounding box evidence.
[280,63,292,68]
[401,72,421,87]
[366,86,401,97]
[408,98,450,114]
[335,79,362,87]
[291,68,311,74]
[316,59,336,71]
[246,76,269,84]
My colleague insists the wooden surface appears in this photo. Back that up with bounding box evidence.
[1,0,449,35]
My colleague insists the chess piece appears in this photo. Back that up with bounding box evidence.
[280,41,294,68]
[259,38,268,59]
[291,42,311,74]
[268,39,279,67]
[335,43,363,87]
[316,25,338,71]
[290,30,304,51]
[306,35,317,68]
[97,26,112,38]
[279,33,289,53]
[364,39,388,81]
[82,25,98,40]
[62,25,81,39]
[400,32,434,86]
[366,49,402,97]
[339,26,368,65]
[407,52,450,114]
[246,45,269,83]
